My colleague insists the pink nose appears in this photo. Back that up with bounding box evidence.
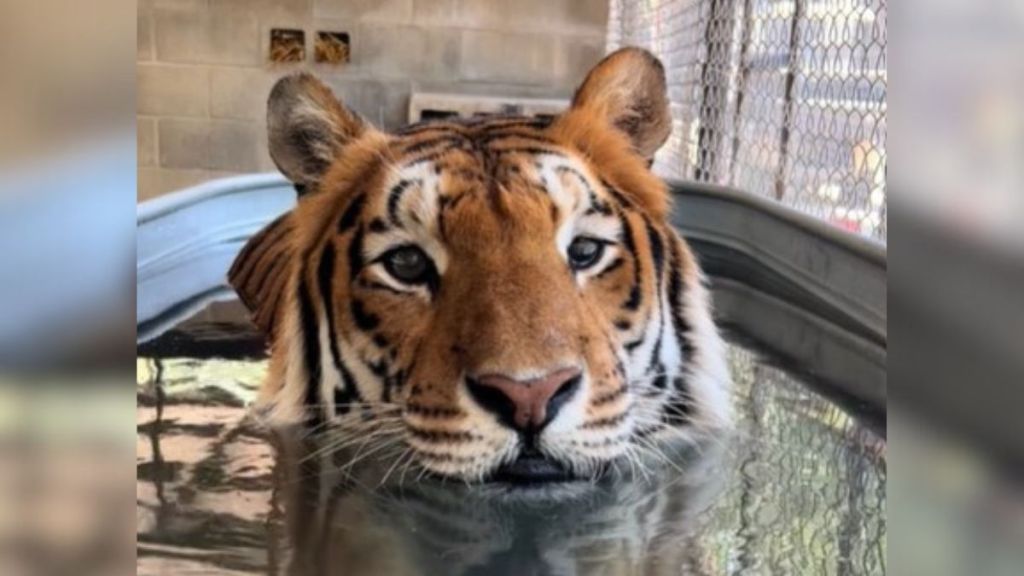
[467,367,582,432]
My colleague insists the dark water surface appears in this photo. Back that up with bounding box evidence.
[137,303,886,575]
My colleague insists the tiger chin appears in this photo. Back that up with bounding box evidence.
[228,47,732,484]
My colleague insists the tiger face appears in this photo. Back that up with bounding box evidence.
[229,48,731,483]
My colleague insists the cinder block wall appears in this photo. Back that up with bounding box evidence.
[137,0,609,201]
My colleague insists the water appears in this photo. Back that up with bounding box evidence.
[137,303,886,575]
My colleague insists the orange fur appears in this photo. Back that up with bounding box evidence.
[228,47,731,481]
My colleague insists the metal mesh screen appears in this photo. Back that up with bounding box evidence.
[609,0,887,241]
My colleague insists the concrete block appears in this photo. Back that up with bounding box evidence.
[557,35,605,85]
[314,0,413,24]
[415,0,608,35]
[138,168,241,201]
[153,0,209,8]
[355,25,459,80]
[210,67,279,120]
[138,117,158,167]
[159,118,263,172]
[154,5,260,65]
[138,0,154,61]
[212,0,313,25]
[255,125,277,171]
[410,0,461,27]
[460,30,556,85]
[324,78,411,129]
[138,167,161,201]
[137,65,209,117]
[563,0,610,33]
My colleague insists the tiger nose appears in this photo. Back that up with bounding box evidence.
[466,368,583,432]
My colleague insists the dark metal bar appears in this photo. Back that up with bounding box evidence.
[694,0,736,183]
[727,0,755,185]
[775,0,804,200]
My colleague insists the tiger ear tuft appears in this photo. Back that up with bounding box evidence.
[568,47,672,161]
[267,73,368,189]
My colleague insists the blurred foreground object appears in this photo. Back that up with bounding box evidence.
[892,0,1024,573]
[0,0,135,372]
[0,1,135,575]
[0,138,136,371]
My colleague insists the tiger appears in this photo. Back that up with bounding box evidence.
[228,47,732,484]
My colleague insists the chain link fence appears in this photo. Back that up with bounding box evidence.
[699,346,887,574]
[609,0,887,241]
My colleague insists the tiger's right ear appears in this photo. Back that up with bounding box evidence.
[227,212,294,339]
[267,73,369,189]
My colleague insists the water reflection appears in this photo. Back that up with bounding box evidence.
[136,343,886,575]
[269,428,728,576]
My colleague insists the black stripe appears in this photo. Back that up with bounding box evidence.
[595,257,625,279]
[412,452,476,464]
[406,148,460,166]
[298,276,323,426]
[554,164,610,215]
[260,280,287,335]
[387,179,416,226]
[397,122,466,136]
[407,427,480,443]
[382,368,401,403]
[624,337,644,353]
[317,241,365,417]
[404,404,463,419]
[231,218,291,290]
[402,136,464,156]
[479,117,553,130]
[246,249,288,309]
[334,351,363,417]
[620,214,643,311]
[492,146,564,157]
[333,384,358,416]
[624,286,642,312]
[577,434,631,449]
[555,165,594,193]
[644,220,666,375]
[667,238,695,359]
[366,358,389,380]
[236,239,284,295]
[337,193,366,234]
[652,373,668,389]
[645,219,665,280]
[350,299,380,331]
[348,225,365,279]
[368,218,390,233]
[602,180,635,209]
[581,413,628,429]
[662,377,693,425]
[645,317,663,371]
[229,213,288,279]
[592,384,628,406]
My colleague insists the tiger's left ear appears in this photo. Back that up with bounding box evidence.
[567,47,672,161]
[267,73,371,189]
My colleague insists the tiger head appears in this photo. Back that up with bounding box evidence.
[229,48,731,483]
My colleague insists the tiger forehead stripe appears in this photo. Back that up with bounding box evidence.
[531,154,605,215]
[387,179,418,226]
[394,120,560,164]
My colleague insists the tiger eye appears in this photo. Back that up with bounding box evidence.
[567,237,604,271]
[384,246,430,284]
